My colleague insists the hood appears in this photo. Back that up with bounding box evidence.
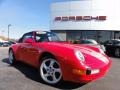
[44,42,110,68]
[77,44,106,52]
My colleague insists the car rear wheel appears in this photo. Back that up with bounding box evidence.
[115,48,120,57]
[9,50,16,65]
[39,57,62,85]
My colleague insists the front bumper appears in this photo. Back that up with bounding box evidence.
[69,62,111,83]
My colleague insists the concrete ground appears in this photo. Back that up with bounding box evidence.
[0,47,120,90]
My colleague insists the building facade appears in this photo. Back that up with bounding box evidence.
[50,0,120,42]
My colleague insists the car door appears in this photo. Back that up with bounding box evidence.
[20,32,40,66]
[17,32,34,62]
[15,35,30,61]
[22,42,40,67]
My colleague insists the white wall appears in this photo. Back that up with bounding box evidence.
[50,0,120,31]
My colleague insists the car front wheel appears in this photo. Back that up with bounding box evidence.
[39,57,62,85]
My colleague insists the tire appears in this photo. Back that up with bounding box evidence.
[115,48,120,57]
[9,49,16,65]
[39,57,62,85]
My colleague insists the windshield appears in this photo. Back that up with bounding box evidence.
[35,32,61,42]
[47,32,61,42]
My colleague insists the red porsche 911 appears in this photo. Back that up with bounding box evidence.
[9,31,111,85]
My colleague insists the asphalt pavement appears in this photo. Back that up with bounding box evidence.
[0,47,120,90]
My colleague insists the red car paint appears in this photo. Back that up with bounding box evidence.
[9,31,111,83]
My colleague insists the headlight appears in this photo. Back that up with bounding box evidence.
[74,50,85,62]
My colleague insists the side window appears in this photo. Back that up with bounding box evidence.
[35,34,48,42]
[19,32,33,43]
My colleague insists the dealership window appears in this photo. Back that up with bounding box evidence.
[66,30,116,43]
[67,31,82,41]
[67,31,97,41]
[52,30,119,43]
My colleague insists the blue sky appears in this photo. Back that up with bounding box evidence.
[0,0,70,39]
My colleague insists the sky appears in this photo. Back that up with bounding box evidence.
[0,0,72,39]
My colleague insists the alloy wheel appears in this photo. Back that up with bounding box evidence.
[40,58,62,84]
[9,50,14,65]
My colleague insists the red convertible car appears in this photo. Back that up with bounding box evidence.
[9,31,111,85]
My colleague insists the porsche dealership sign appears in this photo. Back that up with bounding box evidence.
[55,16,107,21]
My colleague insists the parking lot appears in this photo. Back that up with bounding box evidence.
[0,47,120,90]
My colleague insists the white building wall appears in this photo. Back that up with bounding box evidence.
[50,0,120,31]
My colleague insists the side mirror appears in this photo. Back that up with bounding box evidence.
[23,38,35,43]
